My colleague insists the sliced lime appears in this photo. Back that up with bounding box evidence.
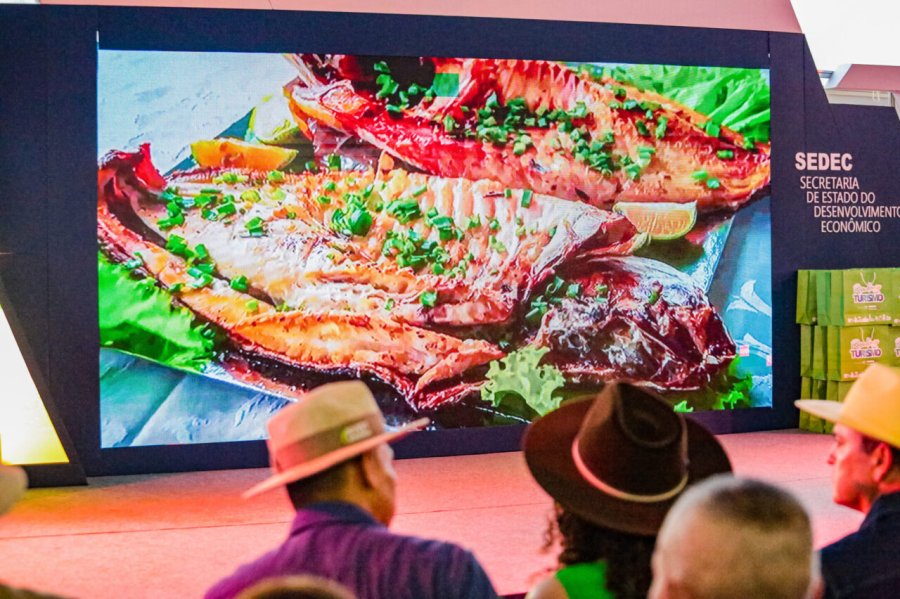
[247,94,304,146]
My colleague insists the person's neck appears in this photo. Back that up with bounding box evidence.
[861,482,900,514]
[299,490,383,523]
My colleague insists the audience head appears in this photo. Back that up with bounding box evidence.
[525,382,733,536]
[796,363,900,512]
[235,575,356,599]
[649,476,817,599]
[1,436,28,516]
[243,381,427,525]
[0,463,28,516]
[524,383,732,597]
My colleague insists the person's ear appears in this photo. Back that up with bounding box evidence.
[358,448,381,490]
[871,443,895,483]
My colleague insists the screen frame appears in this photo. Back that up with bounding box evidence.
[1,5,806,476]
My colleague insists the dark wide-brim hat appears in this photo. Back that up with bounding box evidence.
[524,383,732,536]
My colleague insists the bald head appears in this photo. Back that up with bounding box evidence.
[649,476,817,599]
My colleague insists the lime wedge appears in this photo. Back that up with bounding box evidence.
[247,94,305,146]
[613,201,698,240]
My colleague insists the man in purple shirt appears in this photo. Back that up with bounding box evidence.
[206,381,498,599]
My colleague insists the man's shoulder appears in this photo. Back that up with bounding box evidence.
[372,527,478,562]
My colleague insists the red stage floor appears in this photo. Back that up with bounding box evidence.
[0,430,861,598]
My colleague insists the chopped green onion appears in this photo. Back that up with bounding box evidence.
[648,288,661,305]
[216,202,237,218]
[267,170,285,183]
[419,291,438,308]
[705,121,721,138]
[489,218,500,231]
[305,161,319,172]
[246,300,259,313]
[655,116,668,140]
[194,244,210,262]
[326,154,341,170]
[717,149,734,160]
[324,181,336,192]
[442,114,457,133]
[386,198,422,224]
[635,120,650,137]
[317,195,331,205]
[166,235,193,259]
[565,283,582,298]
[240,190,261,203]
[347,208,373,236]
[521,189,533,208]
[489,235,507,253]
[245,216,266,237]
[467,215,482,229]
[691,169,709,181]
[156,214,185,230]
[594,283,609,297]
[412,185,428,197]
[230,275,249,292]
[706,178,721,189]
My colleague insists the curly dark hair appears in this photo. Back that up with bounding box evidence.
[543,504,656,599]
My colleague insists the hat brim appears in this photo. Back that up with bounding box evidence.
[794,399,842,424]
[243,417,429,499]
[523,398,732,536]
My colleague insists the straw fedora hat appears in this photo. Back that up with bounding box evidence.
[796,363,900,447]
[244,381,428,498]
[524,382,732,536]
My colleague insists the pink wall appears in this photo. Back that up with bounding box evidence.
[832,64,900,92]
[41,0,802,33]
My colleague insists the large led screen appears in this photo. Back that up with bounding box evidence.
[98,51,772,447]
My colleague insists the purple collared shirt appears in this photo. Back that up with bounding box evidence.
[205,501,498,599]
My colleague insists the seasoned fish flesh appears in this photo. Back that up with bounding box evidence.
[105,145,645,329]
[530,255,736,390]
[286,55,770,212]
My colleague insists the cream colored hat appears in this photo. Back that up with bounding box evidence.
[244,381,428,498]
[796,363,900,447]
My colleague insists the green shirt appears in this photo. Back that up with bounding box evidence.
[555,561,615,599]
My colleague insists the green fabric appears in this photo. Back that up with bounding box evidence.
[555,561,615,599]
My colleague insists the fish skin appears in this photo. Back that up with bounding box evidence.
[118,147,644,328]
[98,146,503,409]
[531,255,736,391]
[286,55,770,212]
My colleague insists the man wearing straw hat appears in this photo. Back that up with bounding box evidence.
[795,363,900,599]
[206,381,498,599]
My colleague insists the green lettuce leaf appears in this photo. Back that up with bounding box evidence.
[98,253,217,372]
[481,346,566,417]
[608,64,770,143]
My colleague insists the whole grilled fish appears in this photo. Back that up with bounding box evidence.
[98,145,644,408]
[286,55,770,212]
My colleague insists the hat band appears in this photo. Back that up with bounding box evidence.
[272,413,385,473]
[571,438,688,503]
